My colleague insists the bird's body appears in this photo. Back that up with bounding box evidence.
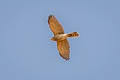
[48,15,79,60]
[51,32,79,41]
[51,34,67,41]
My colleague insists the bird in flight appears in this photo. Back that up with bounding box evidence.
[48,15,79,60]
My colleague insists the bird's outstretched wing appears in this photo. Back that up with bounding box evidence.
[57,39,70,60]
[48,15,64,35]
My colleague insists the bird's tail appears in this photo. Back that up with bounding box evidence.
[67,32,79,37]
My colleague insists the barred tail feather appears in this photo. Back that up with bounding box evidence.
[67,32,79,37]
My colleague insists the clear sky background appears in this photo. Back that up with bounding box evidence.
[0,0,120,80]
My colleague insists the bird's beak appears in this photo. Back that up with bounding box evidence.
[50,38,52,41]
[50,38,54,41]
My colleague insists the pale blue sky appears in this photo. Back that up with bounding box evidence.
[0,0,120,80]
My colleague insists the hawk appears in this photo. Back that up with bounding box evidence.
[48,15,79,60]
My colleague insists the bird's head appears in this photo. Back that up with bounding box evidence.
[50,37,57,41]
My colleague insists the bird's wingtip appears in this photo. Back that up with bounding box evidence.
[48,14,55,24]
[59,53,70,61]
[48,14,55,19]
